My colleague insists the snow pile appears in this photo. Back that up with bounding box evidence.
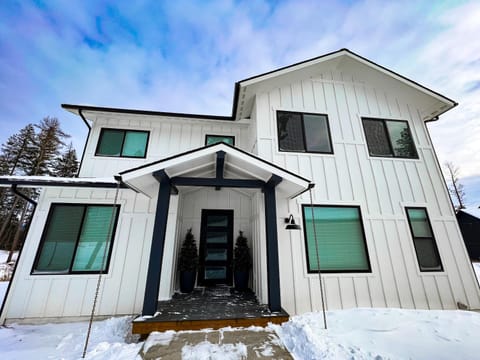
[0,316,142,360]
[0,250,17,281]
[182,341,247,360]
[272,308,480,360]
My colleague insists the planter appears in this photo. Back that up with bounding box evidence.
[180,270,196,293]
[234,270,249,291]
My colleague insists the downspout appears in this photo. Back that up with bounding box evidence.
[76,109,92,177]
[0,185,38,323]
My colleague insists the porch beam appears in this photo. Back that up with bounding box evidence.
[171,177,265,188]
[142,170,171,315]
[264,181,282,312]
[215,151,225,190]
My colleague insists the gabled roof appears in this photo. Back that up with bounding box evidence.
[63,48,456,124]
[119,142,312,198]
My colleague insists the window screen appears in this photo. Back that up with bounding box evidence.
[302,205,370,272]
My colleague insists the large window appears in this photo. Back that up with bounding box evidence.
[205,135,235,146]
[32,204,119,274]
[277,111,333,153]
[96,128,149,158]
[302,205,371,273]
[406,207,443,272]
[362,118,418,158]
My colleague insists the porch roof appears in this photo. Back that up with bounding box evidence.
[119,143,312,198]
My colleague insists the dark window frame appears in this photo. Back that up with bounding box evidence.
[276,110,334,154]
[205,134,235,146]
[31,203,120,275]
[405,207,443,272]
[362,117,418,159]
[301,204,372,274]
[95,128,150,158]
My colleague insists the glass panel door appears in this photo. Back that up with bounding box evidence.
[199,210,233,286]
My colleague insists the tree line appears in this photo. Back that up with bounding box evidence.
[0,117,78,262]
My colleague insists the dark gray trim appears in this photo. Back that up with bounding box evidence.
[142,170,172,315]
[215,151,225,190]
[0,177,128,189]
[11,185,37,206]
[171,177,265,189]
[77,109,91,177]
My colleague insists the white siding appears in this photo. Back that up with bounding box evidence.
[253,68,480,314]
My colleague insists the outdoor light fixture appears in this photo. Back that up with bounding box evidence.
[285,214,301,230]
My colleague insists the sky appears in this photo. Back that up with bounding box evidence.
[0,0,479,207]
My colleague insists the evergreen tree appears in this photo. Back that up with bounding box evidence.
[177,229,198,272]
[0,124,36,176]
[52,142,79,177]
[445,161,466,210]
[233,231,251,272]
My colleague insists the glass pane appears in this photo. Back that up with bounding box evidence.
[97,129,124,156]
[362,119,392,156]
[407,209,432,238]
[72,206,117,271]
[304,114,332,153]
[205,266,226,279]
[386,121,417,158]
[303,206,369,271]
[207,215,228,227]
[35,205,84,272]
[414,238,442,270]
[122,131,148,157]
[277,111,305,151]
[206,232,228,244]
[206,135,234,146]
[205,249,227,261]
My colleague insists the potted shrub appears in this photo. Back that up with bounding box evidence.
[177,228,198,293]
[233,231,252,291]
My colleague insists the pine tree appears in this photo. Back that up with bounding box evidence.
[445,161,466,210]
[177,229,198,271]
[52,142,79,177]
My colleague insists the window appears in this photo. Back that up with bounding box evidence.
[277,111,333,153]
[406,207,443,271]
[205,135,235,146]
[302,205,371,273]
[32,204,119,274]
[362,118,418,158]
[96,129,149,158]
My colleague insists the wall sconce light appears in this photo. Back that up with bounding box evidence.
[285,214,301,230]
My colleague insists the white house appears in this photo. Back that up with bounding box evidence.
[1,49,479,327]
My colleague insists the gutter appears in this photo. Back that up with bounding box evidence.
[76,109,91,177]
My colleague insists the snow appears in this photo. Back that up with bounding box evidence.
[1,309,480,359]
[0,175,119,184]
[473,262,480,283]
[0,281,8,304]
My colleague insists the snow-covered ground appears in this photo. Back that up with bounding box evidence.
[1,309,480,359]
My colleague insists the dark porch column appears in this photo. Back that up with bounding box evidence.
[142,170,171,315]
[264,175,282,312]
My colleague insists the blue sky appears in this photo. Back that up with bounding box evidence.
[1,0,479,207]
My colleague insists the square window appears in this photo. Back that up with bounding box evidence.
[96,129,149,158]
[406,207,443,271]
[302,205,371,272]
[33,204,119,274]
[205,135,235,146]
[362,118,418,158]
[277,111,333,153]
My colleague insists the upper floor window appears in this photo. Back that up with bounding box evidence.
[362,118,418,159]
[96,128,149,158]
[277,111,333,154]
[302,205,371,273]
[405,207,443,272]
[205,135,235,146]
[32,204,119,274]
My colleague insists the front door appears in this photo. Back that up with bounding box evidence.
[199,209,233,286]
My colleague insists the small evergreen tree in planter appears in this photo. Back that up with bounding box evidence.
[233,231,252,291]
[177,229,198,293]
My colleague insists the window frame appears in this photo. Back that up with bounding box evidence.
[301,204,372,274]
[361,117,418,159]
[276,110,334,154]
[31,203,120,275]
[205,134,235,146]
[95,128,150,158]
[405,207,443,272]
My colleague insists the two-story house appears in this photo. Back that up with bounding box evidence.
[1,49,479,328]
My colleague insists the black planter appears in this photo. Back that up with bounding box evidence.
[180,271,196,293]
[234,270,249,291]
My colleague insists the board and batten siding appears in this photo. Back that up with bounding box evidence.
[253,69,480,314]
[1,187,156,322]
[79,115,251,178]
